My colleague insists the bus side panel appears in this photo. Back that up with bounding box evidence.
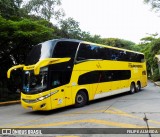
[70,70,92,105]
[130,62,147,88]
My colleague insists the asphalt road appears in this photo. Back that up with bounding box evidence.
[0,81,160,137]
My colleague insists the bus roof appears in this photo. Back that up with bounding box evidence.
[49,38,144,55]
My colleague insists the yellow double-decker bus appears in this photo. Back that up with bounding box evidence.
[7,39,147,111]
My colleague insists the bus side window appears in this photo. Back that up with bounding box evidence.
[77,44,102,60]
[50,71,62,88]
[77,44,89,61]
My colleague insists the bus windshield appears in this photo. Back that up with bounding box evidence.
[23,67,48,94]
[25,40,79,65]
[25,40,55,65]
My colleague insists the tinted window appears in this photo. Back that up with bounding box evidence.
[104,70,131,81]
[53,41,79,58]
[77,44,144,63]
[77,44,102,61]
[78,71,100,85]
[78,70,131,85]
[25,40,54,65]
[100,48,111,60]
[50,70,72,88]
[104,48,144,63]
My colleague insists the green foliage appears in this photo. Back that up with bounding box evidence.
[144,0,160,12]
[0,16,54,64]
[23,0,64,21]
[151,38,160,54]
[0,16,55,97]
[0,0,23,19]
[102,38,135,50]
[138,35,160,81]
[151,68,160,81]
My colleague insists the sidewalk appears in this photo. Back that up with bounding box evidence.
[154,81,160,86]
[0,100,20,106]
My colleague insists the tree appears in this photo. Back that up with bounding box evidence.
[102,38,135,49]
[144,0,160,12]
[0,16,56,94]
[140,33,158,44]
[0,16,55,64]
[23,0,65,21]
[138,34,160,79]
[58,17,82,39]
[0,0,23,19]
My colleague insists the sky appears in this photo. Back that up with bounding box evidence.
[61,0,160,43]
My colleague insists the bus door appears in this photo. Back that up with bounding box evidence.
[49,70,65,109]
[49,70,73,109]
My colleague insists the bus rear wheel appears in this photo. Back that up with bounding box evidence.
[136,82,141,92]
[75,91,88,107]
[130,83,136,94]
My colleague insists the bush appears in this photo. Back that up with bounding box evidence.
[151,68,160,81]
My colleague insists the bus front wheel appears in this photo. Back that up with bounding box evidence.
[75,91,88,107]
[130,83,136,94]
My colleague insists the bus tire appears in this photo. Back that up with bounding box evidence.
[75,90,88,108]
[136,81,141,92]
[130,82,136,94]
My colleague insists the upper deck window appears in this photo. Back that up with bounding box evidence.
[52,41,79,58]
[77,43,144,63]
[77,44,102,61]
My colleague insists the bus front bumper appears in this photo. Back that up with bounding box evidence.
[21,94,52,111]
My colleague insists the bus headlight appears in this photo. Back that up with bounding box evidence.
[37,93,51,101]
[22,90,59,103]
[37,90,59,101]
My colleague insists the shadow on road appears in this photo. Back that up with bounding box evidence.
[25,90,142,116]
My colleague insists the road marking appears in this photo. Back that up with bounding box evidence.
[1,106,160,129]
[16,119,147,128]
[105,107,143,120]
[70,105,109,114]
[105,107,160,125]
[0,105,108,128]
[0,113,80,128]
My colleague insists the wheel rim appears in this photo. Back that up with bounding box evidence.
[137,83,141,91]
[76,94,84,104]
[131,84,135,93]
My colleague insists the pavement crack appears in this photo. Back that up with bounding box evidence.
[103,101,117,113]
[143,113,151,137]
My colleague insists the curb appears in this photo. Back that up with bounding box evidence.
[154,82,160,87]
[0,100,20,106]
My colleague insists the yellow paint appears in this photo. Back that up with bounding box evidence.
[16,119,147,128]
[33,58,70,75]
[7,40,147,111]
[149,120,160,125]
[7,64,24,78]
[2,106,160,129]
[105,107,143,120]
[1,113,80,128]
[105,107,160,126]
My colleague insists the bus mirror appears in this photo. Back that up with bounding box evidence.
[34,58,71,75]
[7,65,24,78]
